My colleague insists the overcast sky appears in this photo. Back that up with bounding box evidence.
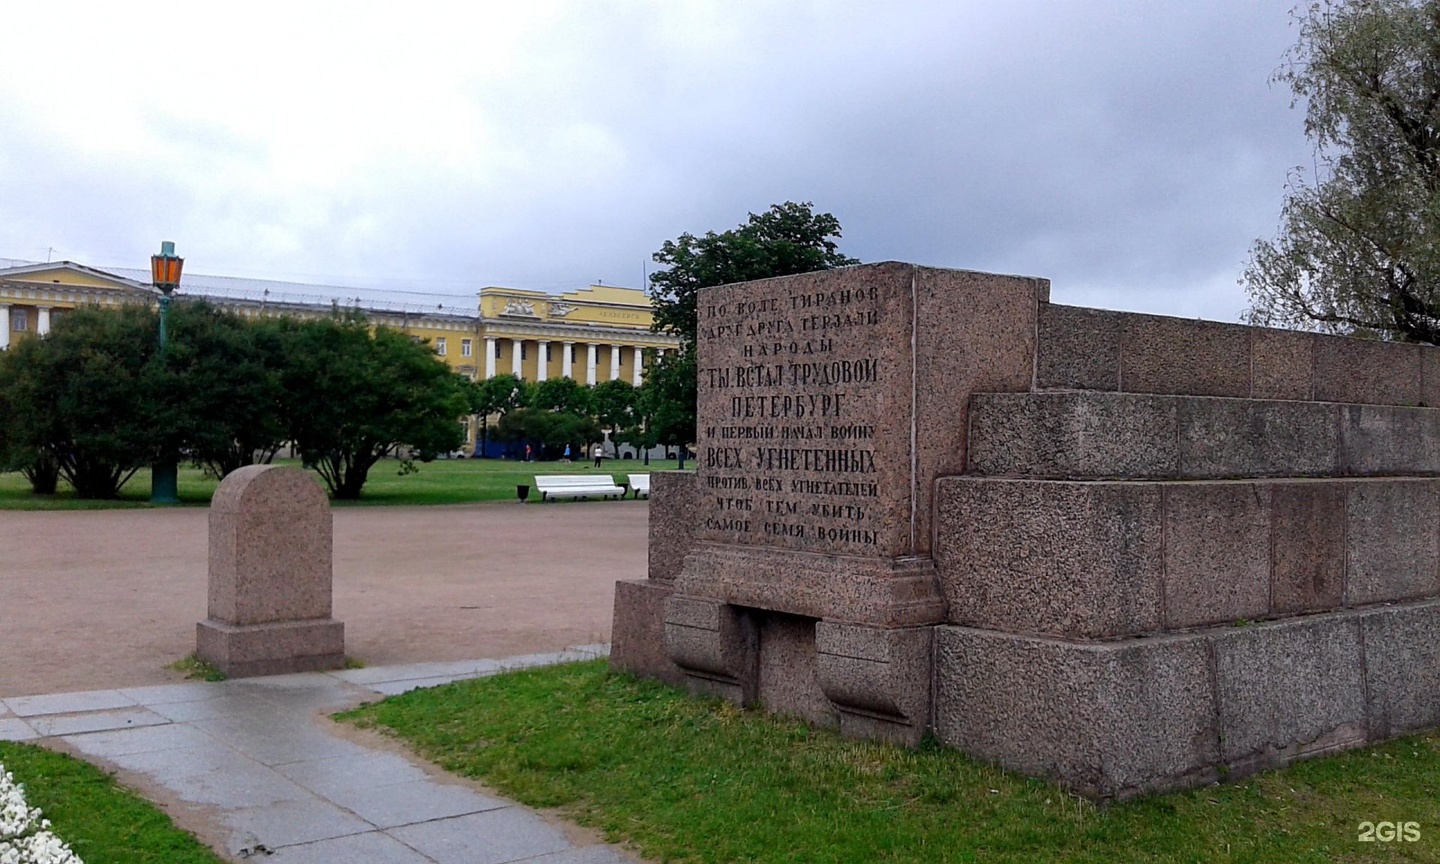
[1,1,1311,321]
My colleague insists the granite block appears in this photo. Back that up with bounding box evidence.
[1177,398,1338,478]
[610,579,685,687]
[1344,480,1440,604]
[195,618,345,678]
[913,266,1044,555]
[1163,484,1271,629]
[208,465,333,626]
[674,543,944,628]
[1423,344,1440,408]
[1270,484,1346,615]
[648,471,701,581]
[936,478,1163,639]
[933,626,1218,798]
[966,392,1179,478]
[1034,304,1121,391]
[1213,614,1367,773]
[1361,600,1440,738]
[815,622,932,745]
[663,596,756,702]
[754,612,834,727]
[1338,404,1440,475]
[1119,313,1251,397]
[1313,334,1421,406]
[1250,327,1313,400]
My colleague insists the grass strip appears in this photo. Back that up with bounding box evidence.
[341,660,1440,864]
[0,741,225,864]
[0,458,686,509]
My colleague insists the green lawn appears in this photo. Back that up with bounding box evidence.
[0,457,687,509]
[343,660,1440,864]
[0,742,226,864]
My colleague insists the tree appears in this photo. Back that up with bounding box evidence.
[529,376,592,415]
[590,379,637,455]
[469,373,531,456]
[646,201,859,442]
[155,300,288,479]
[495,407,601,458]
[0,305,159,498]
[1245,0,1440,342]
[280,314,469,499]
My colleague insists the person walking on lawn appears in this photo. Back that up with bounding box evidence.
[592,443,604,469]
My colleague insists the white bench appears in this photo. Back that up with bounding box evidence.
[628,474,651,499]
[533,474,625,502]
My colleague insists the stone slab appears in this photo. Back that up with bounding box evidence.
[1034,304,1121,391]
[196,617,345,678]
[1163,483,1271,629]
[1270,484,1346,615]
[0,718,37,741]
[222,796,372,854]
[1313,334,1422,406]
[389,808,572,864]
[27,707,170,737]
[1339,404,1440,475]
[263,832,434,864]
[1119,313,1251,398]
[1361,600,1440,738]
[754,612,834,727]
[318,778,508,829]
[1213,614,1367,773]
[967,392,1179,478]
[648,471,701,581]
[1249,327,1313,400]
[1344,480,1440,605]
[6,688,137,717]
[933,626,1217,799]
[935,478,1163,639]
[609,579,686,687]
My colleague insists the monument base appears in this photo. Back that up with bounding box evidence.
[196,617,345,678]
[610,579,686,687]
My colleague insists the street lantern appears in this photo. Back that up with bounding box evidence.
[150,241,184,505]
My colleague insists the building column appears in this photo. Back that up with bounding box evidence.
[536,340,549,382]
[36,307,50,336]
[0,305,9,350]
[609,344,620,381]
[484,337,497,378]
[511,338,523,377]
[562,341,574,379]
[586,343,598,385]
[632,346,644,386]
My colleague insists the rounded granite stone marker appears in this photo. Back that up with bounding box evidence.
[197,465,344,677]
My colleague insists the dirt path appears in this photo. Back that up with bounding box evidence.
[0,500,648,697]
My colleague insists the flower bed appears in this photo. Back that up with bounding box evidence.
[0,764,81,864]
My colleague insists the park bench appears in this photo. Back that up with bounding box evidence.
[628,474,651,499]
[533,474,626,502]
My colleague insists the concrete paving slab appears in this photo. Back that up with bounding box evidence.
[102,743,265,781]
[331,659,505,686]
[274,750,431,796]
[118,681,229,705]
[0,700,11,718]
[27,706,169,737]
[530,847,645,864]
[154,763,316,808]
[322,778,510,830]
[147,693,278,723]
[190,715,373,766]
[60,722,217,758]
[365,675,477,697]
[0,718,38,742]
[223,796,374,854]
[6,688,137,717]
[390,808,573,864]
[264,830,435,864]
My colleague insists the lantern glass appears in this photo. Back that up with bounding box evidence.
[150,254,184,292]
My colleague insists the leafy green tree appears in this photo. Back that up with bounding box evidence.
[590,379,637,455]
[280,314,469,499]
[530,377,592,415]
[495,407,600,457]
[647,201,859,443]
[1245,0,1440,342]
[156,300,288,479]
[469,372,531,456]
[0,305,159,498]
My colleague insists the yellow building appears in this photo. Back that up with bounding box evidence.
[0,259,680,449]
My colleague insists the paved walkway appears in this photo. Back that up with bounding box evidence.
[0,646,640,864]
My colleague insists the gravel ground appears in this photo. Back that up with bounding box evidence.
[0,500,647,697]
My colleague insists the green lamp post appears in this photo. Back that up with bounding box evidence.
[149,241,184,505]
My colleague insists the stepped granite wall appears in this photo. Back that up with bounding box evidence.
[611,261,1440,799]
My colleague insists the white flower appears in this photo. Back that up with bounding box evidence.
[0,764,83,864]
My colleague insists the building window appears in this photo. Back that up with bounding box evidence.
[461,338,472,357]
[11,309,27,332]
[521,343,527,360]
[436,337,447,356]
